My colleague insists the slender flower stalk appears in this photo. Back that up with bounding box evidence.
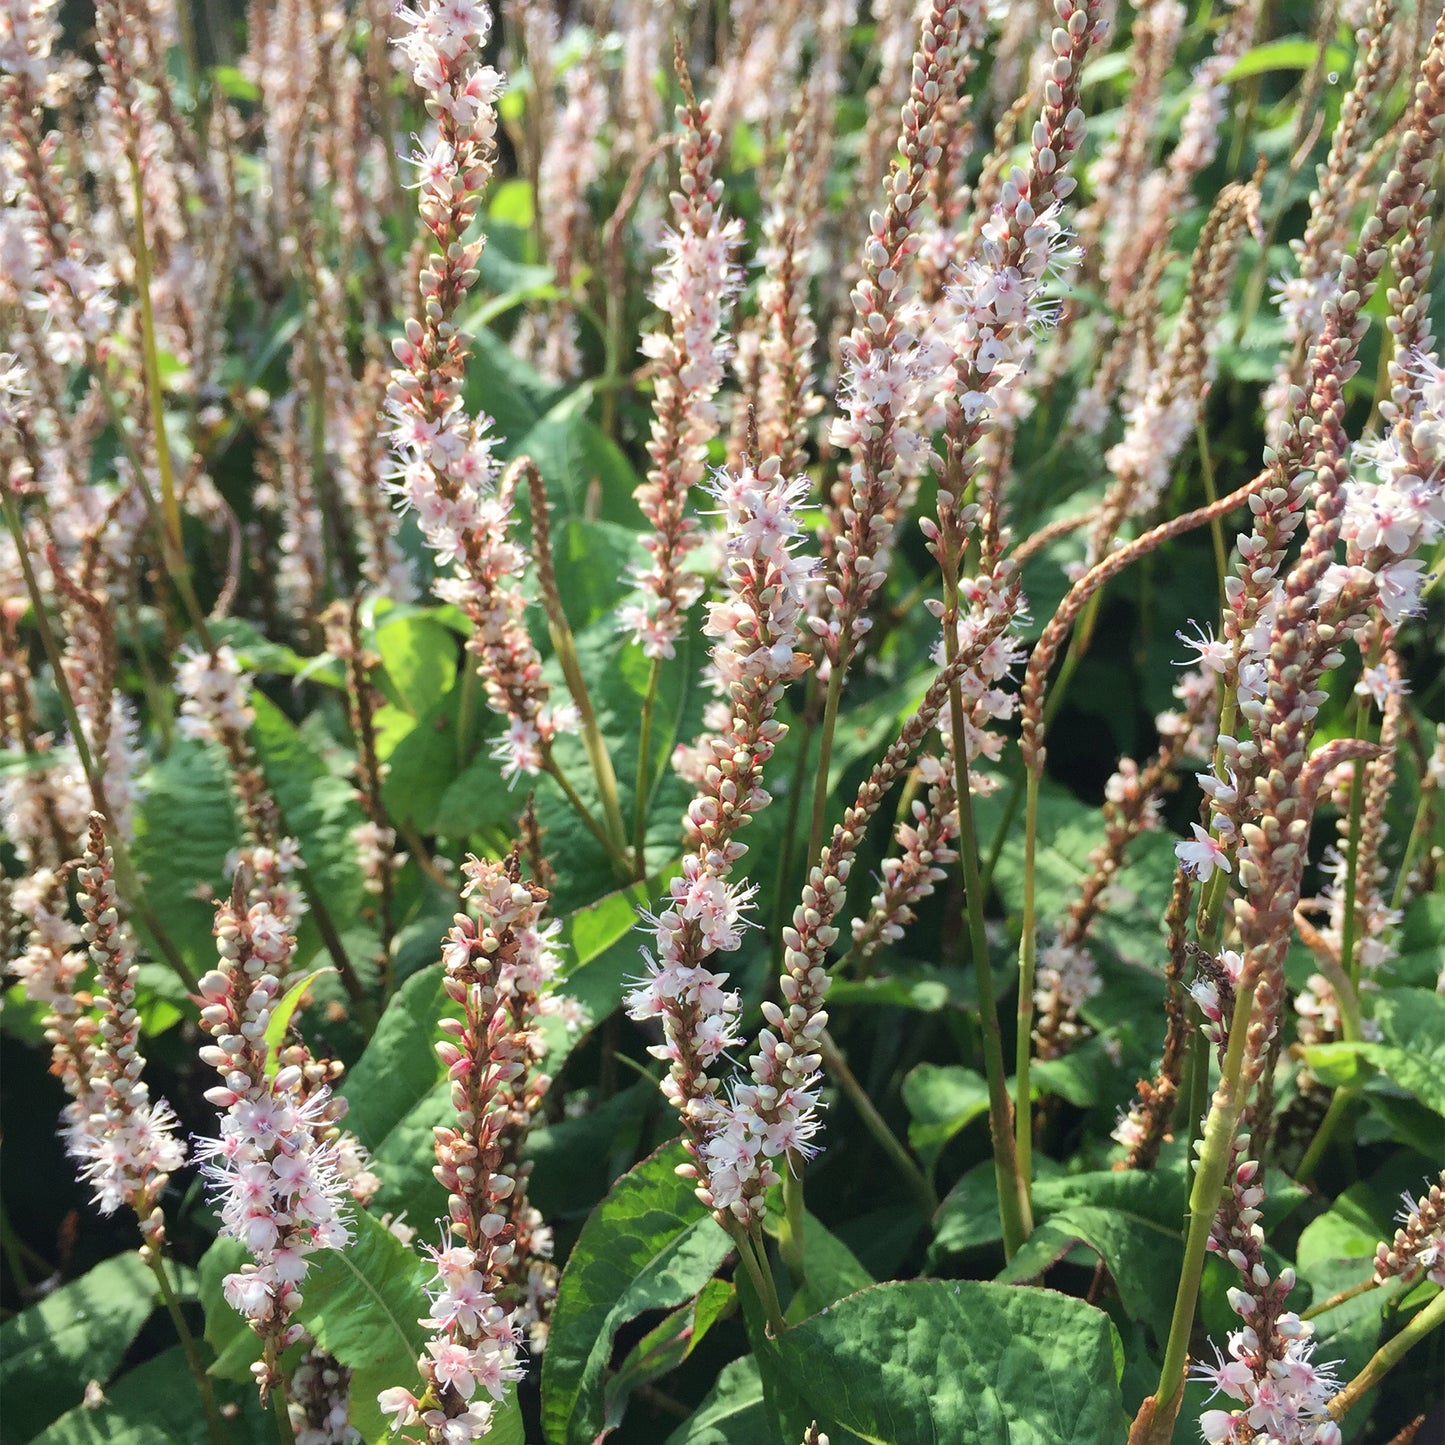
[379,849,575,1440]
[195,874,355,1401]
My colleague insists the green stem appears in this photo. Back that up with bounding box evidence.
[1389,781,1435,913]
[1195,417,1229,606]
[769,703,818,946]
[1295,1086,1356,1188]
[147,1249,228,1445]
[804,666,845,868]
[1041,589,1102,731]
[633,656,663,876]
[723,1215,786,1335]
[1151,978,1258,1422]
[129,160,183,561]
[821,1030,938,1217]
[1014,767,1041,1209]
[270,1384,298,1445]
[1302,1274,1380,1321]
[1326,1288,1445,1422]
[938,548,1028,1255]
[980,764,1024,897]
[778,1159,807,1286]
[545,754,633,881]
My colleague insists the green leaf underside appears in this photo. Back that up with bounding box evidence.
[541,1142,732,1445]
[770,1279,1126,1445]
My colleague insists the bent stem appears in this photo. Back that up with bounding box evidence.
[2,493,196,990]
[1326,1288,1445,1422]
[520,459,631,864]
[147,1249,227,1445]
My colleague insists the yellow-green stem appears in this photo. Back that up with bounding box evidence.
[1389,782,1435,913]
[804,666,845,868]
[1014,767,1041,1206]
[778,1158,806,1285]
[271,1383,298,1445]
[1151,978,1259,1420]
[1195,416,1229,605]
[723,1215,786,1335]
[941,564,1028,1256]
[129,161,183,559]
[633,656,663,876]
[1326,1288,1445,1422]
[1302,1274,1379,1322]
[546,754,633,881]
[147,1249,228,1445]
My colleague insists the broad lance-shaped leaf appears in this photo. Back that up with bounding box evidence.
[0,1252,160,1440]
[540,1141,733,1445]
[663,1356,772,1445]
[770,1279,1126,1445]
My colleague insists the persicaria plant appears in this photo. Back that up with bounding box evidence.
[2,1,1442,1443]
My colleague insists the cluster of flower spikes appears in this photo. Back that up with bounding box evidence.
[194,875,354,1398]
[381,851,570,1440]
[619,82,744,661]
[385,0,575,782]
[1194,1134,1341,1445]
[67,816,186,1238]
[626,457,816,1219]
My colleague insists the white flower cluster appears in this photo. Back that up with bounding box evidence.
[195,915,351,1373]
[175,644,256,743]
[1195,1319,1342,1445]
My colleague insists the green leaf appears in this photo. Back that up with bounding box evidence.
[603,1278,734,1431]
[513,389,642,523]
[769,1211,873,1323]
[340,965,447,1150]
[132,739,240,976]
[1223,38,1348,81]
[540,1142,733,1445]
[1301,989,1445,1115]
[375,612,459,718]
[294,1210,436,1442]
[663,1356,772,1445]
[198,1237,261,1382]
[249,694,367,933]
[901,1063,990,1172]
[30,1346,271,1445]
[263,968,336,1074]
[0,1253,159,1439]
[770,1279,1126,1445]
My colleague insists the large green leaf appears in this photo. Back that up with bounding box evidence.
[250,693,367,937]
[771,1279,1126,1445]
[1302,988,1445,1115]
[30,1346,271,1445]
[513,387,643,522]
[294,1210,434,1442]
[131,739,240,976]
[540,1142,733,1445]
[0,1253,160,1440]
[375,610,460,718]
[339,964,447,1151]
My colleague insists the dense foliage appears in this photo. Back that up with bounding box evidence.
[1,1,1442,1443]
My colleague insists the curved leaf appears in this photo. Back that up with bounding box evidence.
[541,1142,732,1445]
